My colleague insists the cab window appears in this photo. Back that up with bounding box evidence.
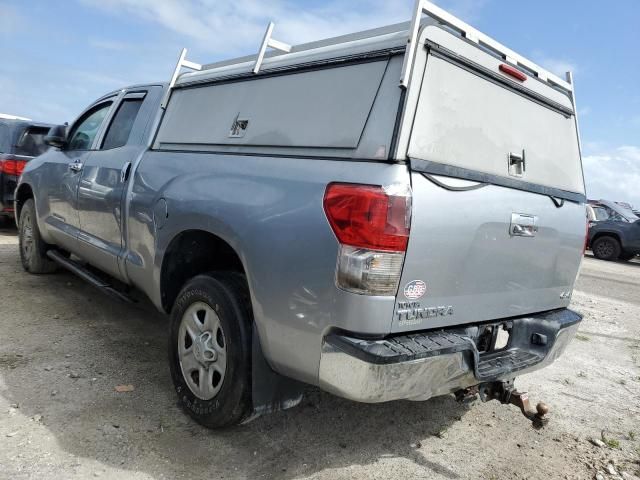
[101,98,144,150]
[67,102,113,150]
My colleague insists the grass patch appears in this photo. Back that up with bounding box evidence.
[602,431,621,449]
[605,438,620,449]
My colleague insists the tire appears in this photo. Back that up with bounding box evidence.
[592,236,622,261]
[168,272,253,428]
[18,198,57,274]
[619,252,636,261]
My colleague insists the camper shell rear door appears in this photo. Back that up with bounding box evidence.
[391,25,586,333]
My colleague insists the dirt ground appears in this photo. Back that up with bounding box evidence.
[0,222,639,480]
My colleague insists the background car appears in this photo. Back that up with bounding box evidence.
[587,199,640,261]
[0,115,53,224]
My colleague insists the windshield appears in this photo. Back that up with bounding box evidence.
[15,126,50,157]
[592,201,639,222]
[615,203,639,222]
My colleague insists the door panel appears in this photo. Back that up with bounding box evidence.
[76,94,145,280]
[44,101,114,252]
[42,149,87,251]
[75,148,133,279]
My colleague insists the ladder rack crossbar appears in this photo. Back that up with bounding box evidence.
[399,0,573,92]
[161,48,203,109]
[252,22,292,75]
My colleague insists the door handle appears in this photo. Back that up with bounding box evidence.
[120,162,132,183]
[510,213,538,237]
[68,161,83,172]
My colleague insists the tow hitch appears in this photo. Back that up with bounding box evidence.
[456,381,550,429]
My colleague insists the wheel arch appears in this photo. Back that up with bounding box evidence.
[591,231,622,247]
[14,183,34,225]
[159,229,248,314]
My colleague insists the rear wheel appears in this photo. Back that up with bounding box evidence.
[18,199,57,274]
[168,272,252,428]
[592,236,621,261]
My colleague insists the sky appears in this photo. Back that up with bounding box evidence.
[1,0,639,205]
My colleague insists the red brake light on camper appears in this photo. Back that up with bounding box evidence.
[499,64,527,82]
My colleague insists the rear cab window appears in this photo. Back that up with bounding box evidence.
[101,96,144,150]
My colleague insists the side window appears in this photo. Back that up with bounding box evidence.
[101,98,144,150]
[68,102,113,151]
[0,124,8,153]
[592,207,609,221]
[15,126,50,156]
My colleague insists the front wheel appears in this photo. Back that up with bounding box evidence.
[18,199,57,274]
[168,272,253,428]
[592,236,622,261]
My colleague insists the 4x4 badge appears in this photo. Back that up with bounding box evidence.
[404,280,426,300]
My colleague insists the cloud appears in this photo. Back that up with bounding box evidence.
[78,0,489,57]
[0,2,24,35]
[3,0,491,123]
[583,146,640,207]
[89,38,133,51]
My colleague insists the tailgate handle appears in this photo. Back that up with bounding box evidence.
[510,213,538,237]
[508,150,526,177]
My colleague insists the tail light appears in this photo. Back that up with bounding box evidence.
[323,183,411,296]
[499,63,527,82]
[0,158,28,176]
[583,219,589,254]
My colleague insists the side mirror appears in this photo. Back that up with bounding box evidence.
[44,124,68,149]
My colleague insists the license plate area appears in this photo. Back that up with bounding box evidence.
[476,321,512,353]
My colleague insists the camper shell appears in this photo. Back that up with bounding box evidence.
[157,9,584,205]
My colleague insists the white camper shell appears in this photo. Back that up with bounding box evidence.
[157,1,584,202]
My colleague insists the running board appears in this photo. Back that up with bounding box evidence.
[46,250,135,304]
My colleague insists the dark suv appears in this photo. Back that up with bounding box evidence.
[587,200,640,261]
[0,118,52,222]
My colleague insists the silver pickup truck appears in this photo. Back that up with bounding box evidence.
[16,3,586,428]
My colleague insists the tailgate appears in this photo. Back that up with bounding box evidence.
[393,27,586,333]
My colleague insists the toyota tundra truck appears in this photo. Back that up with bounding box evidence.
[15,2,586,428]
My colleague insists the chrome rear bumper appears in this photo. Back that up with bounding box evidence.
[318,309,581,403]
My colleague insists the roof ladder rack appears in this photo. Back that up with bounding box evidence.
[161,48,203,109]
[253,22,292,74]
[400,0,573,93]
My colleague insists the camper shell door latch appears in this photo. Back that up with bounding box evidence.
[508,149,526,177]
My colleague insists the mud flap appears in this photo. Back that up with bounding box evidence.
[242,324,305,424]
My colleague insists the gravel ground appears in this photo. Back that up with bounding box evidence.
[0,222,639,480]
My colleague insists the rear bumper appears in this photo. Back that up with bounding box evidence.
[318,308,581,403]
